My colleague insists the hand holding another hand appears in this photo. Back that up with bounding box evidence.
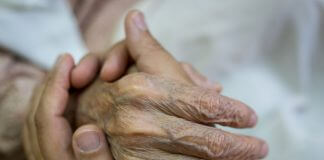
[23,10,268,160]
[76,11,268,160]
[23,54,115,160]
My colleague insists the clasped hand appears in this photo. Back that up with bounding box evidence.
[23,10,268,160]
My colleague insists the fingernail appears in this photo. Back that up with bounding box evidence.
[260,143,269,158]
[76,131,101,152]
[248,114,257,127]
[132,11,147,31]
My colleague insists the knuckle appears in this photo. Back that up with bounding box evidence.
[196,90,221,122]
[119,73,146,88]
[198,93,247,126]
[106,110,138,136]
[232,139,258,159]
[116,73,155,98]
[217,136,263,159]
[205,131,229,158]
[203,131,252,159]
[106,110,163,141]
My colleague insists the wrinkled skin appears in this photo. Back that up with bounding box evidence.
[20,10,267,160]
[76,73,265,160]
[75,11,267,159]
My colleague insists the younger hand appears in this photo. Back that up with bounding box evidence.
[23,55,114,160]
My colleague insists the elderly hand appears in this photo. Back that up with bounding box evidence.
[75,10,268,160]
[23,54,114,160]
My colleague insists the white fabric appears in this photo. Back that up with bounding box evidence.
[0,0,86,69]
[112,0,324,159]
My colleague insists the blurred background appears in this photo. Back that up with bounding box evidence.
[0,0,323,159]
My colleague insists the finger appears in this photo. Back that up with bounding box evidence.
[181,62,222,92]
[23,125,36,160]
[157,116,268,160]
[124,10,192,83]
[25,80,47,160]
[148,76,257,128]
[100,41,130,82]
[73,124,114,160]
[172,86,256,128]
[72,54,100,88]
[35,54,75,159]
[36,54,74,118]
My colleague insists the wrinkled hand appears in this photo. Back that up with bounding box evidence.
[76,11,268,160]
[23,55,114,160]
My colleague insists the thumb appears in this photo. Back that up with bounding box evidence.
[73,124,114,160]
[125,10,191,83]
